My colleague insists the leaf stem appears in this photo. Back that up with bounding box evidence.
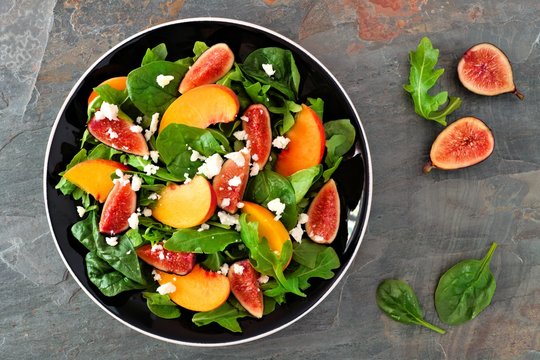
[417,319,446,334]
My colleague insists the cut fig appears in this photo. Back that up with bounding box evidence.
[136,243,195,276]
[306,179,340,244]
[457,43,523,100]
[99,180,137,235]
[242,104,272,168]
[424,116,494,173]
[228,259,264,318]
[213,151,250,214]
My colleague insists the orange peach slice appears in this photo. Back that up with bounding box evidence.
[63,159,129,203]
[241,201,290,255]
[159,84,239,132]
[152,175,216,228]
[156,265,230,312]
[88,76,127,104]
[275,104,326,176]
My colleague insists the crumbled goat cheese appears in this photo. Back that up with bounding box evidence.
[218,263,229,276]
[128,213,139,229]
[221,198,231,208]
[113,169,131,186]
[240,115,249,122]
[272,136,290,149]
[142,207,152,217]
[149,150,159,163]
[157,282,176,295]
[233,130,248,141]
[228,176,242,187]
[298,213,309,224]
[152,269,161,281]
[105,236,118,246]
[106,128,119,139]
[144,164,159,176]
[197,154,223,179]
[126,250,131,255]
[311,234,325,242]
[267,198,286,221]
[252,154,259,162]
[151,244,163,252]
[237,202,244,209]
[76,206,86,218]
[135,116,143,124]
[262,63,276,76]
[231,263,244,275]
[184,173,192,184]
[156,74,174,88]
[289,226,303,243]
[224,151,245,167]
[94,101,119,121]
[198,223,210,232]
[217,211,240,229]
[250,163,260,177]
[258,275,269,284]
[144,113,160,140]
[130,125,143,133]
[148,193,161,200]
[190,150,207,162]
[131,174,142,191]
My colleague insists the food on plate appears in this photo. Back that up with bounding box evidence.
[457,43,523,99]
[57,41,357,332]
[88,76,127,104]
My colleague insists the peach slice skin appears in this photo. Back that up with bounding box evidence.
[156,265,230,312]
[275,104,326,176]
[159,84,239,132]
[99,181,137,235]
[87,76,127,104]
[240,201,290,254]
[179,43,235,94]
[63,159,129,203]
[152,175,216,228]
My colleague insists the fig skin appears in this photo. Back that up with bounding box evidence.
[457,43,524,100]
[424,116,495,173]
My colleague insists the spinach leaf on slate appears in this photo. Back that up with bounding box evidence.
[241,47,300,100]
[376,279,446,334]
[127,61,188,116]
[287,165,322,204]
[192,301,250,333]
[435,243,498,325]
[245,169,297,229]
[142,292,181,319]
[307,97,324,120]
[86,252,146,297]
[141,43,168,66]
[164,228,242,254]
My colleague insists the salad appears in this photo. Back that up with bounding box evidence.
[56,40,356,332]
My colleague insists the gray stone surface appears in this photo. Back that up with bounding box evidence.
[1,0,539,359]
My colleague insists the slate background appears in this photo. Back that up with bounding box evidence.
[1,1,539,359]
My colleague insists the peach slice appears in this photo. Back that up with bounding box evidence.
[242,104,272,168]
[228,260,264,318]
[99,180,136,235]
[63,159,129,203]
[275,104,326,176]
[241,201,290,255]
[159,84,239,132]
[88,76,127,104]
[213,151,250,214]
[179,43,235,94]
[152,175,216,228]
[155,265,230,312]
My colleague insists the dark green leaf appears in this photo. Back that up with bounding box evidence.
[86,252,145,297]
[201,253,226,271]
[71,211,99,252]
[192,301,250,333]
[142,292,181,319]
[322,156,342,182]
[164,228,242,254]
[142,43,168,66]
[93,84,128,105]
[324,119,356,167]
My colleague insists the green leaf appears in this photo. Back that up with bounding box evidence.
[216,64,246,87]
[192,41,209,61]
[201,253,226,271]
[127,60,188,116]
[55,149,88,196]
[287,165,322,203]
[376,279,446,334]
[403,37,462,126]
[164,228,242,254]
[324,119,356,167]
[192,301,250,333]
[71,211,99,252]
[93,84,128,105]
[307,97,324,120]
[141,43,168,66]
[86,252,145,297]
[125,155,183,182]
[142,292,181,319]
[435,243,498,325]
[87,143,122,160]
[322,156,342,182]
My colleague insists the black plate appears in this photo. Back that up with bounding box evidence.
[44,18,372,346]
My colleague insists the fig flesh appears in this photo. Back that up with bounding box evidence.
[213,151,250,214]
[306,179,340,244]
[424,116,494,173]
[228,259,264,318]
[99,180,137,235]
[457,43,523,99]
[136,243,195,276]
[242,104,272,168]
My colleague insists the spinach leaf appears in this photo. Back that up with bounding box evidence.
[125,155,183,182]
[192,301,250,333]
[324,119,356,167]
[268,100,302,135]
[93,84,128,105]
[201,253,226,271]
[287,165,322,203]
[322,156,342,182]
[245,169,297,229]
[71,211,99,252]
[86,252,146,297]
[142,292,181,319]
[307,97,324,120]
[87,143,122,160]
[164,228,241,254]
[241,47,300,100]
[216,63,246,88]
[127,61,188,116]
[376,279,446,334]
[192,41,209,61]
[141,43,168,66]
[435,243,498,325]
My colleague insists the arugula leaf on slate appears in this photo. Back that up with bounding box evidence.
[403,37,462,126]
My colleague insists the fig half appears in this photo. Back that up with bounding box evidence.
[457,43,523,100]
[424,116,494,173]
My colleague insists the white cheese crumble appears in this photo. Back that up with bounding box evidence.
[228,176,242,187]
[312,234,325,242]
[240,115,249,122]
[131,174,142,191]
[231,263,245,275]
[237,202,244,209]
[156,74,174,88]
[184,173,192,184]
[267,198,286,221]
[272,136,290,149]
[252,154,259,162]
[233,130,248,141]
[224,151,245,167]
[250,163,260,177]
[217,211,240,230]
[149,150,159,163]
[298,213,309,224]
[197,154,223,179]
[143,164,159,176]
[151,244,163,252]
[258,275,269,284]
[197,223,210,232]
[135,116,143,124]
[105,236,118,246]
[221,198,231,208]
[152,269,161,281]
[113,169,131,186]
[94,101,119,121]
[106,128,119,140]
[148,193,161,200]
[144,113,160,140]
[157,282,176,295]
[218,263,229,276]
[127,213,139,229]
[190,150,207,162]
[262,63,276,76]
[76,206,86,218]
[289,226,303,243]
[142,207,152,217]
[130,125,143,133]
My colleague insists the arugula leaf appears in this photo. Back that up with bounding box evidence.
[192,301,250,332]
[287,165,322,203]
[125,155,183,182]
[142,292,181,319]
[164,228,241,254]
[403,37,462,126]
[141,43,168,66]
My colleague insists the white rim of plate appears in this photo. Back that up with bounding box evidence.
[43,17,373,347]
